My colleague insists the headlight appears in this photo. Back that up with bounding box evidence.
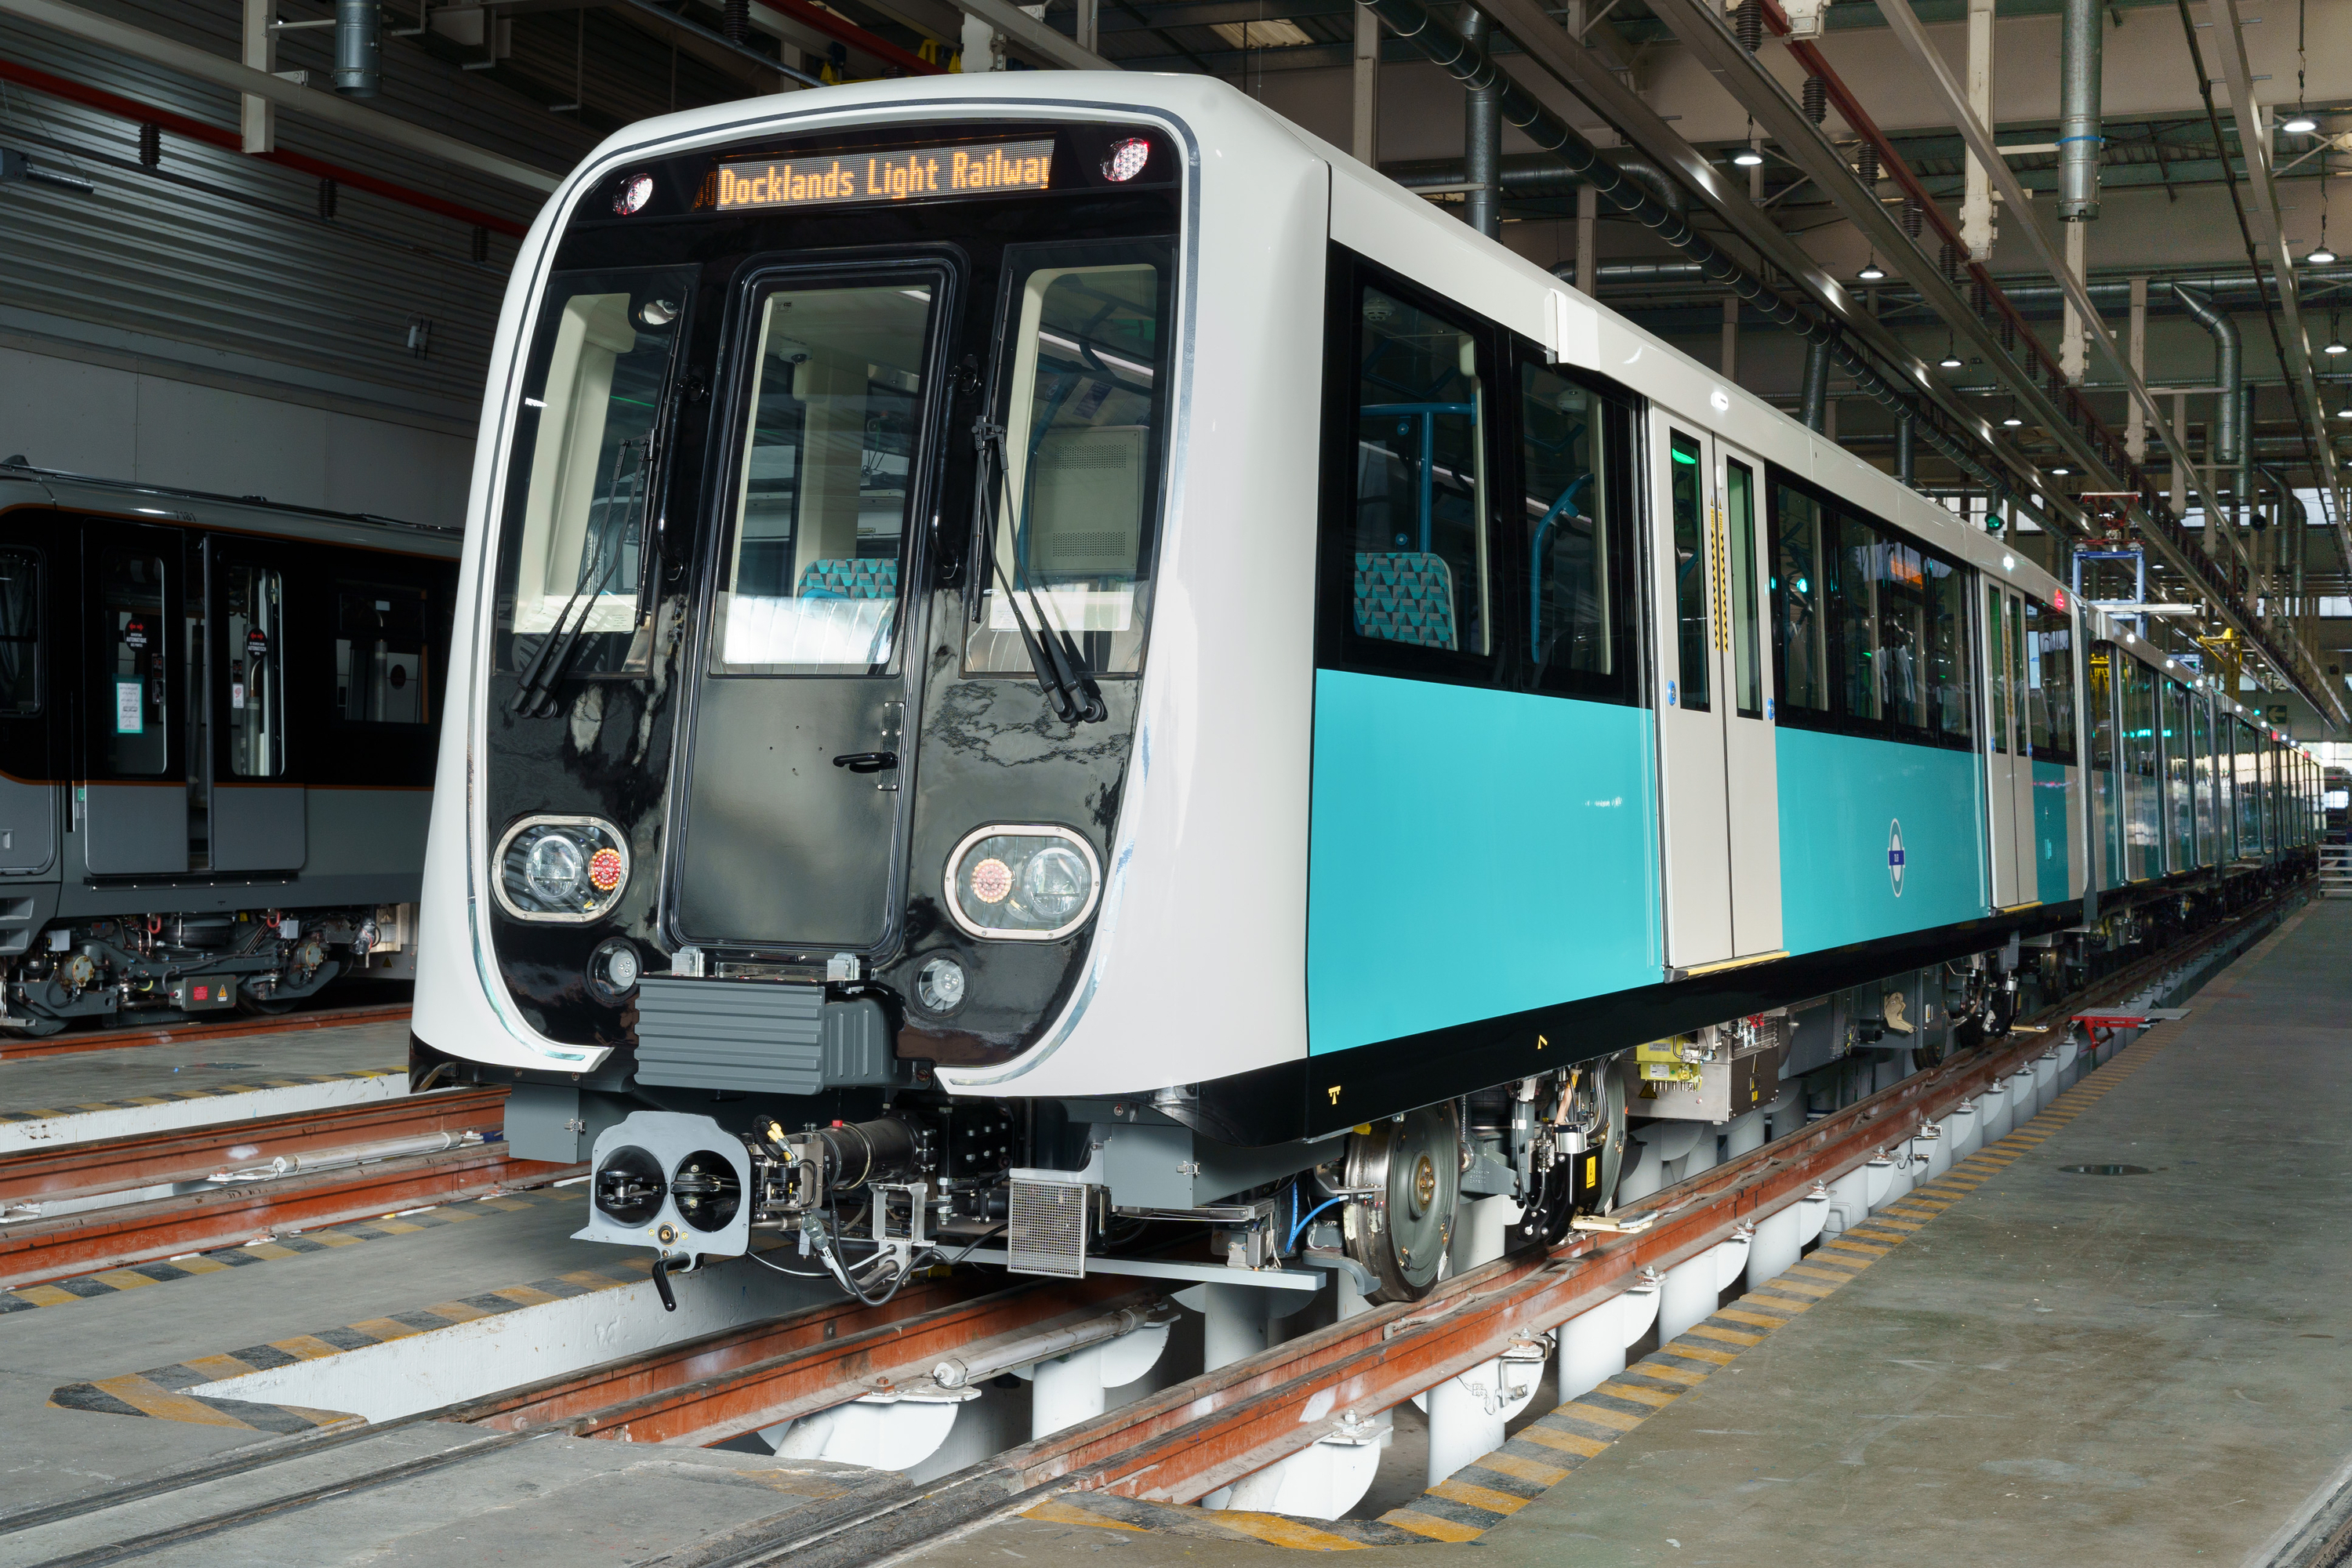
[494,815,630,923]
[946,826,1101,941]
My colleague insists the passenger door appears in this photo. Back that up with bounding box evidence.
[669,264,949,953]
[1648,415,1780,970]
[205,540,303,871]
[1983,582,2034,906]
[81,521,189,877]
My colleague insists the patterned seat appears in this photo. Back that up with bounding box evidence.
[1353,552,1457,649]
[798,558,899,600]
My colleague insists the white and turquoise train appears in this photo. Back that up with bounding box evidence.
[409,72,2321,1303]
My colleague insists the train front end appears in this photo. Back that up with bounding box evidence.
[412,76,1334,1298]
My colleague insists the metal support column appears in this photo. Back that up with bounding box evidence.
[1461,6,1501,238]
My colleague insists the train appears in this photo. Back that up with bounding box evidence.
[407,73,2321,1308]
[0,463,457,1035]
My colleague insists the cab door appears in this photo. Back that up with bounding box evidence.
[0,517,57,877]
[1649,415,1780,970]
[81,521,189,877]
[668,263,949,953]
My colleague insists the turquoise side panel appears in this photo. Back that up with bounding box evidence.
[1777,728,1987,955]
[1306,671,1660,1056]
[2033,760,2072,904]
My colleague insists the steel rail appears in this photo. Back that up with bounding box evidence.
[0,1140,579,1292]
[0,1003,412,1064]
[0,1085,504,1209]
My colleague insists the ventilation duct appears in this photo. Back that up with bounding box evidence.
[2056,0,2102,220]
[335,0,382,98]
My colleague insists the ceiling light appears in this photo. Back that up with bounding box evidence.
[2326,339,2350,355]
[1733,147,1765,167]
[1858,257,1886,281]
[2311,245,2341,266]
[2002,413,2024,426]
[2282,113,2320,135]
[1940,343,1964,368]
[2052,466,2071,475]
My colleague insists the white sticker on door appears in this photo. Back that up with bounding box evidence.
[114,679,144,735]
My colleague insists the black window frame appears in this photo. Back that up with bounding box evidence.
[1765,463,1975,753]
[1315,245,1642,710]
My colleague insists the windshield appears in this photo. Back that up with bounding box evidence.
[967,241,1171,678]
[493,268,693,681]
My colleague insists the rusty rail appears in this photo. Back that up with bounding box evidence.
[0,1002,412,1063]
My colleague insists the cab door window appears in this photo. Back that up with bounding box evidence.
[0,548,38,717]
[223,564,285,776]
[336,586,430,724]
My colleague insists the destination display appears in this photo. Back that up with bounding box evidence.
[713,139,1055,212]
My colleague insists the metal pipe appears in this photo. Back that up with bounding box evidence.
[2239,382,2255,546]
[333,0,380,98]
[931,1301,1173,1388]
[2056,0,2101,220]
[1801,339,1831,432]
[1898,414,1916,485]
[1610,154,1687,219]
[0,0,557,190]
[2172,286,2241,470]
[1461,6,1501,238]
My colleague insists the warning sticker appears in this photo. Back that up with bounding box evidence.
[114,679,143,735]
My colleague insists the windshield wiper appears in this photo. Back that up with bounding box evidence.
[510,438,647,718]
[971,418,1105,725]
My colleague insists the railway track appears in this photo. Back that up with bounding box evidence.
[0,1084,581,1291]
[0,1002,413,1064]
[0,894,2296,1566]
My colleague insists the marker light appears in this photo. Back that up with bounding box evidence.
[613,172,655,216]
[947,826,1102,941]
[494,816,630,923]
[2002,554,2015,570]
[1102,137,1151,182]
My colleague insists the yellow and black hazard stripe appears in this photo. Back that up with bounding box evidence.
[48,1243,649,1432]
[0,1065,403,1125]
[2,1185,583,1313]
[1025,1015,2183,1550]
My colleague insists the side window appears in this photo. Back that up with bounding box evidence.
[1770,481,1828,714]
[224,564,285,777]
[1877,540,1926,731]
[495,270,692,681]
[336,586,430,724]
[100,547,167,776]
[1518,361,1628,695]
[1667,431,1708,710]
[1927,555,1970,745]
[2028,597,2075,765]
[1836,511,1880,723]
[0,548,38,717]
[1348,285,1489,658]
[1986,587,2009,755]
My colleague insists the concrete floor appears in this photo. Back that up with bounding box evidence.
[906,899,2352,1568]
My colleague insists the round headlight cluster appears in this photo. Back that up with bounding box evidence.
[494,815,631,923]
[946,826,1102,941]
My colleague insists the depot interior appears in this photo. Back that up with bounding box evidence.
[3,0,2352,1564]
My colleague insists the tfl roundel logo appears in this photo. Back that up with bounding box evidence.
[1888,818,1907,898]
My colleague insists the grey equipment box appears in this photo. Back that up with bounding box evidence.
[632,978,904,1094]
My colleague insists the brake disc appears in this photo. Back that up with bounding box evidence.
[1342,1101,1460,1302]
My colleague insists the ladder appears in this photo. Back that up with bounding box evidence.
[2323,843,2352,898]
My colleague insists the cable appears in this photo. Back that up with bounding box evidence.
[1285,1196,1347,1253]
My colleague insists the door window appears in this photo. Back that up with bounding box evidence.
[1926,556,1970,743]
[336,587,430,724]
[1837,515,1880,723]
[0,548,38,716]
[499,270,691,680]
[718,278,935,675]
[224,564,285,777]
[1875,540,1926,731]
[969,244,1170,677]
[1345,285,1489,659]
[1725,458,1761,717]
[1667,431,1707,709]
[1986,590,2009,754]
[100,547,167,775]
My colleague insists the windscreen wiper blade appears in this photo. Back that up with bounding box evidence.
[510,440,646,717]
[971,418,1105,725]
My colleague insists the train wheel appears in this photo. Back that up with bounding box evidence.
[1342,1102,1460,1303]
